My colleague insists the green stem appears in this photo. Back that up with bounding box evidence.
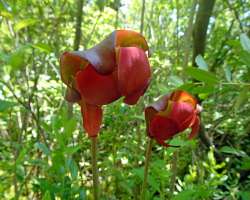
[91,137,99,200]
[141,138,153,200]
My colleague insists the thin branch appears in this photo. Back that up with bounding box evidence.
[210,19,235,71]
[73,0,84,50]
[226,0,244,32]
[0,80,49,147]
[140,0,146,34]
[183,0,197,68]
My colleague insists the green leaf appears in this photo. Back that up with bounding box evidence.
[0,100,16,112]
[0,11,13,19]
[16,148,27,165]
[234,87,249,111]
[35,142,50,156]
[169,75,183,86]
[14,19,37,32]
[224,65,232,82]
[42,191,51,200]
[69,159,78,180]
[195,55,208,71]
[7,45,30,70]
[239,51,250,68]
[239,191,250,200]
[241,157,250,170]
[79,189,86,200]
[185,67,219,85]
[32,43,52,53]
[220,146,246,157]
[192,84,215,94]
[240,33,250,52]
[131,168,144,181]
[64,146,81,155]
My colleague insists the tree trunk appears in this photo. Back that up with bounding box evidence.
[73,0,84,51]
[192,0,216,65]
[68,0,84,118]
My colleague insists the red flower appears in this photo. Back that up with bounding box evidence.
[60,30,151,137]
[145,90,201,147]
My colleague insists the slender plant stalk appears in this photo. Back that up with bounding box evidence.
[169,150,178,197]
[140,0,146,34]
[141,137,153,200]
[91,137,99,200]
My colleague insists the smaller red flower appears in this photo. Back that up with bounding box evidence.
[145,90,201,147]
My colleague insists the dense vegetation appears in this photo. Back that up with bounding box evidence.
[0,0,250,199]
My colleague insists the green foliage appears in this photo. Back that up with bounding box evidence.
[0,0,250,199]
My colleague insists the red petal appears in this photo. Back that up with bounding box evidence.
[167,102,196,132]
[189,116,200,139]
[80,103,103,137]
[123,80,149,105]
[117,47,151,103]
[149,115,179,141]
[144,95,170,136]
[76,64,121,105]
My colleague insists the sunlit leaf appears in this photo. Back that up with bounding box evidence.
[14,19,37,32]
[240,33,250,52]
[234,87,249,111]
[185,67,219,85]
[224,65,232,82]
[32,43,52,53]
[195,55,208,71]
[0,11,13,19]
[169,75,183,86]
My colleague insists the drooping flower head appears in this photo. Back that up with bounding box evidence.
[60,30,151,137]
[145,90,201,147]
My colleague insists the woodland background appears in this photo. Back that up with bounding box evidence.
[0,0,250,199]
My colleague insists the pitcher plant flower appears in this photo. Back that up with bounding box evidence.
[145,90,201,147]
[141,90,201,199]
[60,30,151,199]
[60,30,151,137]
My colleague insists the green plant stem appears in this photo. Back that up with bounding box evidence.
[169,150,178,197]
[141,137,153,200]
[91,137,99,200]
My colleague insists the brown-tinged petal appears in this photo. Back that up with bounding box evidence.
[73,32,116,74]
[170,90,197,108]
[117,47,151,102]
[73,30,149,74]
[60,52,88,87]
[115,29,149,51]
[76,64,120,106]
[65,87,81,103]
[80,102,103,137]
